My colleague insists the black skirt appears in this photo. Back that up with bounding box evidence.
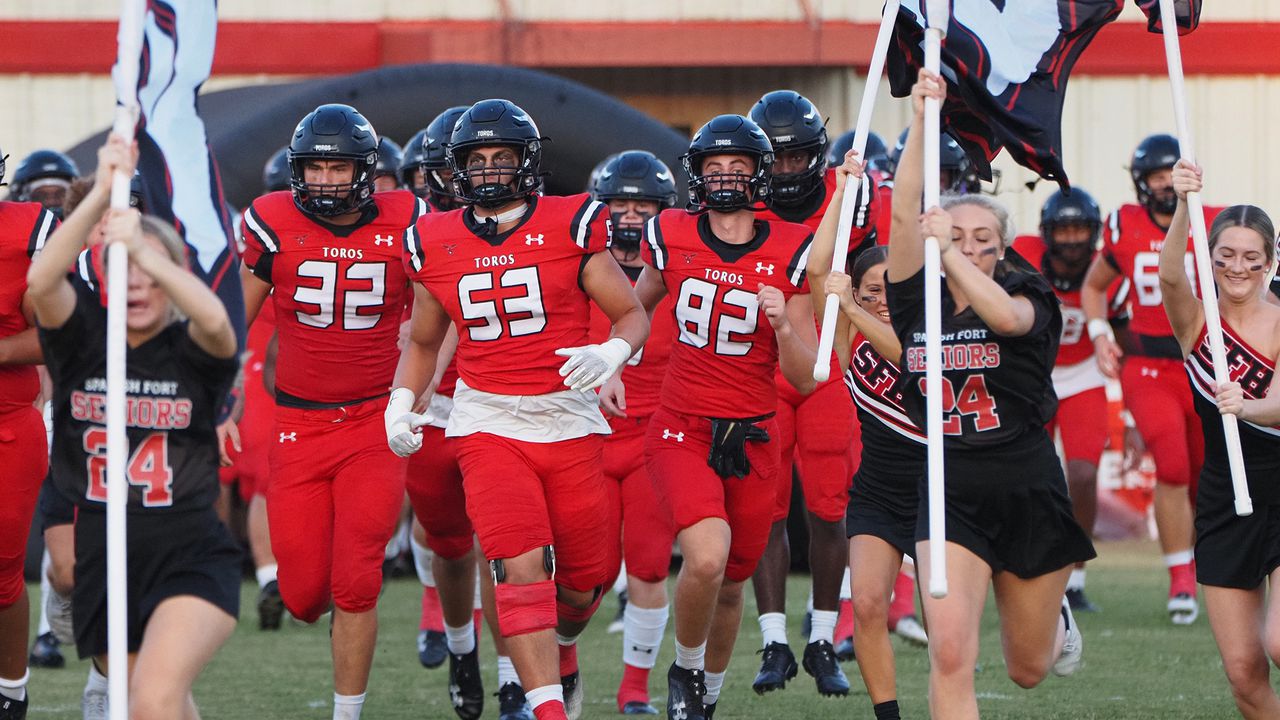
[1195,465,1280,590]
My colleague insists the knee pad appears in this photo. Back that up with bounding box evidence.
[489,545,555,583]
[494,579,558,637]
[556,585,604,625]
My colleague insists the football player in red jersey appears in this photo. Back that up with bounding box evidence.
[587,150,680,715]
[1013,188,1126,614]
[0,141,59,718]
[239,104,426,720]
[608,114,816,720]
[1082,133,1223,625]
[746,90,873,697]
[1160,162,1280,719]
[401,106,470,213]
[391,99,649,720]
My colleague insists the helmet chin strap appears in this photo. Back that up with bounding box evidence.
[476,202,529,225]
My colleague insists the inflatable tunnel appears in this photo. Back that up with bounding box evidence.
[67,63,691,209]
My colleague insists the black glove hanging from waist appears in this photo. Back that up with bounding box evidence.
[707,415,771,479]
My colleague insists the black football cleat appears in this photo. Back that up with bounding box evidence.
[28,632,64,669]
[802,640,851,697]
[1065,587,1100,613]
[623,700,659,715]
[419,629,448,669]
[666,663,707,720]
[751,642,797,694]
[0,694,27,720]
[257,580,285,631]
[702,700,716,719]
[448,649,484,720]
[495,682,534,720]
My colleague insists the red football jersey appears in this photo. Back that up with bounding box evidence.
[404,194,611,396]
[1102,203,1222,338]
[241,190,423,404]
[1012,235,1129,367]
[757,168,879,250]
[589,271,675,419]
[0,202,58,411]
[643,210,812,418]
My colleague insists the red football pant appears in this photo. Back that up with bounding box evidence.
[406,425,474,560]
[1047,386,1109,465]
[1122,358,1204,494]
[454,432,610,593]
[267,400,406,622]
[772,377,859,523]
[0,406,48,608]
[645,406,780,583]
[603,416,676,585]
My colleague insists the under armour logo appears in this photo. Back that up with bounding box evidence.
[756,262,775,275]
[525,233,544,245]
[279,432,297,443]
[682,253,696,264]
[662,429,684,442]
[671,700,687,720]
[449,683,463,708]
[1141,367,1159,379]
[631,645,654,655]
[443,244,457,256]
[374,234,394,247]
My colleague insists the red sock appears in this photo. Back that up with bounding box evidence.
[617,663,652,710]
[558,641,578,678]
[888,572,915,627]
[421,586,444,632]
[532,700,567,720]
[834,599,855,643]
[1169,562,1196,597]
[474,609,485,642]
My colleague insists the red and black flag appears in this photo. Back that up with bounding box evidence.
[1134,0,1201,35]
[887,0,1128,190]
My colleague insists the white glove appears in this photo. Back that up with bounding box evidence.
[384,387,432,457]
[554,338,633,391]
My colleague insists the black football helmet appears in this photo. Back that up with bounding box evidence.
[375,137,403,184]
[400,128,429,191]
[888,128,980,194]
[827,130,890,177]
[683,115,774,213]
[594,150,678,252]
[749,91,827,207]
[418,105,470,209]
[262,147,291,193]
[10,149,79,207]
[1040,187,1102,272]
[1130,133,1180,215]
[447,99,544,209]
[287,103,379,217]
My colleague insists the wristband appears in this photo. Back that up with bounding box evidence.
[1087,318,1114,343]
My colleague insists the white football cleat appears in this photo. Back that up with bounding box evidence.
[1167,593,1199,625]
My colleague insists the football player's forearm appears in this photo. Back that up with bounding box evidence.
[393,334,440,397]
[777,326,818,395]
[609,306,650,359]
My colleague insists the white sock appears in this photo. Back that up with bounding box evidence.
[86,663,108,693]
[255,563,278,589]
[497,655,520,687]
[411,536,435,588]
[622,604,668,669]
[809,609,839,644]
[37,552,52,636]
[1164,550,1194,568]
[758,612,787,647]
[612,563,629,595]
[674,641,705,671]
[445,621,476,655]
[1068,569,1086,591]
[525,684,564,710]
[839,566,852,601]
[0,670,28,702]
[333,691,366,720]
[703,670,726,704]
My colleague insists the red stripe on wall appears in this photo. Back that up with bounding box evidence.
[0,19,1273,75]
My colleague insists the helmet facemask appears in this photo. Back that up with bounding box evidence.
[768,143,827,208]
[684,152,772,213]
[449,141,541,209]
[289,153,376,217]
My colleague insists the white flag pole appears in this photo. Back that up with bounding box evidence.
[923,0,949,598]
[1156,0,1251,517]
[812,0,901,382]
[108,1,145,717]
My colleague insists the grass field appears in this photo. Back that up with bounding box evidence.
[23,539,1246,719]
